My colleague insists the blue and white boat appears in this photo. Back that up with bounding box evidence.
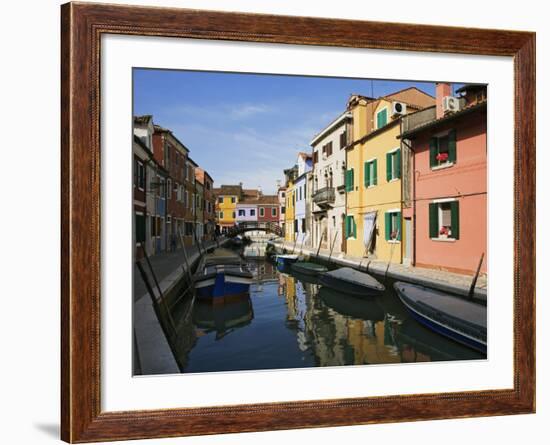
[275,254,299,268]
[393,282,487,353]
[194,249,253,300]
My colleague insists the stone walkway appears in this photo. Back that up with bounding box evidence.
[134,239,223,302]
[274,240,487,301]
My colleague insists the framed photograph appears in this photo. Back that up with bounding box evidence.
[61,2,535,442]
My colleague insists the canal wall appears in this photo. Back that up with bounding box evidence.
[270,239,487,302]
[134,238,229,375]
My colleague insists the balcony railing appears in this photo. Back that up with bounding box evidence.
[312,187,335,207]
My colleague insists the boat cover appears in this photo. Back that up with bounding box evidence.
[322,267,385,291]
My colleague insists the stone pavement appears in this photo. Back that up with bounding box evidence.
[273,239,487,301]
[134,238,224,302]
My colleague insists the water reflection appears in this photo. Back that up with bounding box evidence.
[166,256,484,374]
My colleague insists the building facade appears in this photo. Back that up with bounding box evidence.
[345,87,435,263]
[196,167,216,241]
[293,153,313,246]
[310,111,351,254]
[400,83,487,274]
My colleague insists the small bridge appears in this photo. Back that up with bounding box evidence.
[227,221,283,238]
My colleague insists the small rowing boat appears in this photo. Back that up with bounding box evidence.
[393,281,487,353]
[319,267,385,297]
[275,254,299,268]
[194,249,253,300]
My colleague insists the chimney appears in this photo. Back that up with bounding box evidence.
[436,82,452,119]
[257,186,262,196]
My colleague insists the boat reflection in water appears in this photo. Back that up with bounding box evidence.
[164,253,484,374]
[193,294,254,341]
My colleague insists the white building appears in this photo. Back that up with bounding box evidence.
[310,111,352,254]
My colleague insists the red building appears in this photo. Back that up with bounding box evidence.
[256,195,280,223]
[401,83,487,274]
[152,124,190,250]
[196,167,216,240]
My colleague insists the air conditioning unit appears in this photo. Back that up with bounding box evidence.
[392,101,407,117]
[442,96,460,114]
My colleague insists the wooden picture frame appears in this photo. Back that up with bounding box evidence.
[61,2,535,442]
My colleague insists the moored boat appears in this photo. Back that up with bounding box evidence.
[393,281,487,353]
[319,267,385,297]
[194,249,253,300]
[276,254,299,268]
[290,261,328,276]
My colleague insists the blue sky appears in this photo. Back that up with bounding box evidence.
[133,69,459,194]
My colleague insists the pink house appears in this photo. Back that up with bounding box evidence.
[401,83,487,274]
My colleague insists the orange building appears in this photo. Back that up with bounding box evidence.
[400,83,487,274]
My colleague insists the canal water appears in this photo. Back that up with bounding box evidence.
[168,248,485,374]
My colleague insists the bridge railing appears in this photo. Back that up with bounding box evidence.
[226,221,283,237]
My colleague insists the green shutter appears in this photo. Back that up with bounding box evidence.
[345,215,350,238]
[448,129,457,163]
[385,212,391,241]
[377,109,387,128]
[373,159,378,185]
[396,149,402,179]
[349,168,354,191]
[450,200,460,240]
[352,217,357,238]
[364,162,369,187]
[429,203,438,238]
[386,152,391,181]
[429,137,437,168]
[396,212,402,241]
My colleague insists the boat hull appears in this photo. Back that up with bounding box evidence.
[394,282,487,354]
[290,262,328,276]
[195,267,253,300]
[319,270,384,297]
[276,255,299,268]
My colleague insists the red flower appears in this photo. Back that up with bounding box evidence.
[436,152,449,162]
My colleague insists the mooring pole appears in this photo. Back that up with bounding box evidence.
[327,230,339,263]
[468,253,485,300]
[315,230,324,258]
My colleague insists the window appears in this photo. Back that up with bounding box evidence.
[232,211,236,219]
[281,206,286,214]
[219,211,224,219]
[218,196,224,204]
[135,213,145,243]
[250,209,256,217]
[385,211,402,241]
[386,149,401,181]
[301,218,306,233]
[322,141,333,158]
[339,131,347,149]
[185,191,188,208]
[135,160,145,190]
[345,215,356,239]
[429,201,459,240]
[313,151,319,164]
[167,179,172,199]
[272,207,277,217]
[429,130,457,168]
[364,159,378,187]
[231,197,236,204]
[345,168,355,192]
[238,209,245,217]
[259,207,264,217]
[165,144,171,169]
[376,108,388,128]
[294,219,298,233]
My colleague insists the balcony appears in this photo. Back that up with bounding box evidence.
[312,187,335,209]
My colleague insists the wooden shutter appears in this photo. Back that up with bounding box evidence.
[350,168,354,190]
[364,162,369,187]
[429,137,438,168]
[344,216,349,238]
[429,203,438,238]
[377,109,387,128]
[373,160,378,185]
[352,217,357,238]
[450,200,460,239]
[386,152,392,181]
[448,129,457,163]
[384,212,391,241]
[396,149,402,179]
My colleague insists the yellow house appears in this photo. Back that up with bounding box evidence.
[213,185,241,232]
[345,88,434,263]
[284,180,295,242]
